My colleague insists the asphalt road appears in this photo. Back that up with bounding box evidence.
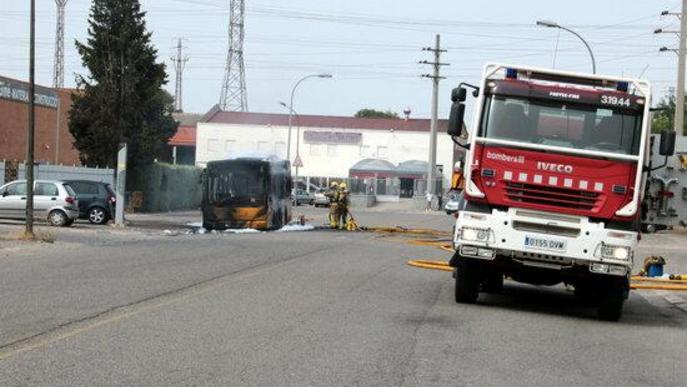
[0,209,686,386]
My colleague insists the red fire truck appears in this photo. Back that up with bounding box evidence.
[446,64,676,321]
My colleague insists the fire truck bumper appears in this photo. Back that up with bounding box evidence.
[453,208,636,276]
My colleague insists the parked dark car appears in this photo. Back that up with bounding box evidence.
[63,180,116,225]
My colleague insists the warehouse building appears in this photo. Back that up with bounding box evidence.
[194,107,461,199]
[0,75,80,166]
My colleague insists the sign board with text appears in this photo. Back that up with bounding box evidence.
[303,131,362,145]
[0,76,59,109]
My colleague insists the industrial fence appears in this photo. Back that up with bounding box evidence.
[16,163,115,185]
[128,163,203,212]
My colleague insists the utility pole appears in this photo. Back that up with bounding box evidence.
[219,0,247,111]
[420,34,449,200]
[657,3,687,134]
[53,0,68,88]
[26,0,36,236]
[171,38,189,112]
[678,1,686,135]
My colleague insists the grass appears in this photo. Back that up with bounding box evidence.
[2,230,56,244]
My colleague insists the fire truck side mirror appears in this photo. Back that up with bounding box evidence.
[448,102,465,137]
[659,131,676,156]
[451,87,467,103]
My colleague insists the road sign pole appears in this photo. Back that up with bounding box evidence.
[115,143,127,227]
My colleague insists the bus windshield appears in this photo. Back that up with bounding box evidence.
[480,95,643,156]
[208,165,266,202]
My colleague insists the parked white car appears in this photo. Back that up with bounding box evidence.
[444,190,462,215]
[0,180,80,227]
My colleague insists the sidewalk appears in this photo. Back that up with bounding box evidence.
[125,211,200,230]
[637,229,687,276]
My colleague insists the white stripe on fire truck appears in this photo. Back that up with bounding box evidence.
[500,172,604,193]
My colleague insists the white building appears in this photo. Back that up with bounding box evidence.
[195,108,461,197]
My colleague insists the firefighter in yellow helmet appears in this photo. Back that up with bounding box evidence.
[325,182,340,228]
[337,182,350,229]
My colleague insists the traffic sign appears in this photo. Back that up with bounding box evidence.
[293,155,304,168]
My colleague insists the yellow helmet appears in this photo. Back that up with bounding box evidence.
[330,181,339,188]
[340,182,347,189]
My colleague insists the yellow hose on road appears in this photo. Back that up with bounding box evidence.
[406,259,687,291]
[407,259,453,272]
[367,226,687,292]
[631,276,687,285]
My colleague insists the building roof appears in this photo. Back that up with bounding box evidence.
[349,158,397,174]
[168,125,197,146]
[173,112,204,127]
[203,106,448,133]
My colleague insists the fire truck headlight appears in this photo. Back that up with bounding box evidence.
[461,227,490,242]
[601,244,631,261]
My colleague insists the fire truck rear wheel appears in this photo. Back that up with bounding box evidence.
[455,258,480,304]
[597,284,625,321]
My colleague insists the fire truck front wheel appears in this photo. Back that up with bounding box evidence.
[597,280,628,322]
[455,258,480,304]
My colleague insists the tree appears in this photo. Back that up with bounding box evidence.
[69,0,177,170]
[651,93,687,134]
[354,108,399,119]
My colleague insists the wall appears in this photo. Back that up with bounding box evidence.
[196,122,456,188]
[0,88,80,166]
[0,161,4,185]
[128,163,203,212]
[17,164,114,185]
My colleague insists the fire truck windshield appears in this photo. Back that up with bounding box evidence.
[480,95,642,156]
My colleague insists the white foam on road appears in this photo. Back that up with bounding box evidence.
[277,224,315,232]
[183,221,314,234]
[223,228,262,234]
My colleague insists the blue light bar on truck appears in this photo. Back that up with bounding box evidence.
[506,68,518,79]
[617,81,629,92]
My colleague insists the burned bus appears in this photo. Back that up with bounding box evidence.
[201,158,292,230]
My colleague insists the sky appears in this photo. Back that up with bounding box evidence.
[0,0,682,120]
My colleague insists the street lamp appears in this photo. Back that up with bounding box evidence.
[286,74,332,163]
[279,101,303,184]
[536,19,596,74]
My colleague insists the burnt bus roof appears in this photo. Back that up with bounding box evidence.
[487,79,645,112]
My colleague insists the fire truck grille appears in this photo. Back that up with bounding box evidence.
[505,182,599,210]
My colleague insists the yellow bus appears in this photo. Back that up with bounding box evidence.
[201,158,292,230]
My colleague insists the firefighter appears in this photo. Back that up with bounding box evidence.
[337,182,350,229]
[325,182,340,228]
